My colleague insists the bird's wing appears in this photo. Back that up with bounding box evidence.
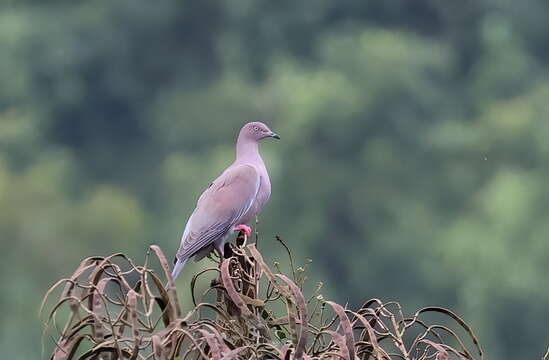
[176,163,260,261]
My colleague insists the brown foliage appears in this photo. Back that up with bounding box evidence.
[41,234,483,359]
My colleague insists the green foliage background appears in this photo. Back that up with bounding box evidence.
[1,1,548,358]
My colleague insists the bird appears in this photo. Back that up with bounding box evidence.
[171,121,280,281]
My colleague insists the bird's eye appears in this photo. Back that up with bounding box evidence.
[253,126,259,131]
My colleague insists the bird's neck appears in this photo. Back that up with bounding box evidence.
[235,137,261,163]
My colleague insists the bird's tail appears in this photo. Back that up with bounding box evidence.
[171,257,187,282]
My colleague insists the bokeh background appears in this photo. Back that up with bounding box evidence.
[2,1,549,359]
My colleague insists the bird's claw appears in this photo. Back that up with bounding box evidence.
[234,224,252,238]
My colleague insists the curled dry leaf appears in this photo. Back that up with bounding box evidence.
[42,240,484,360]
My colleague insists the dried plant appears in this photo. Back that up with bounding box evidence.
[41,234,484,359]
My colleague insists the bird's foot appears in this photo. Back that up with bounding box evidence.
[234,224,252,238]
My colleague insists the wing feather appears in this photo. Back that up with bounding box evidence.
[176,164,260,260]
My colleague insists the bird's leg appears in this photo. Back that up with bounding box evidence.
[234,224,252,238]
[234,224,252,247]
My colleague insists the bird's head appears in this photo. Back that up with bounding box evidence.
[240,121,280,142]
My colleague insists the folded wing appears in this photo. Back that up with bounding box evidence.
[176,164,260,261]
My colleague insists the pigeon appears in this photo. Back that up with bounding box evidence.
[171,121,280,281]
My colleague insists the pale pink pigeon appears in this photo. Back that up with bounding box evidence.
[171,122,279,280]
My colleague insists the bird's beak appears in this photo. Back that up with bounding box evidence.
[269,132,281,140]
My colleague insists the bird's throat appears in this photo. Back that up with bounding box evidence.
[235,138,260,162]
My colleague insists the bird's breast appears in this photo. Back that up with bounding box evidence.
[240,165,270,224]
[256,172,271,209]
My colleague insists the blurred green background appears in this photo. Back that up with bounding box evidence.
[1,0,549,359]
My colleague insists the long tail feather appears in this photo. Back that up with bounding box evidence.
[171,258,187,281]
